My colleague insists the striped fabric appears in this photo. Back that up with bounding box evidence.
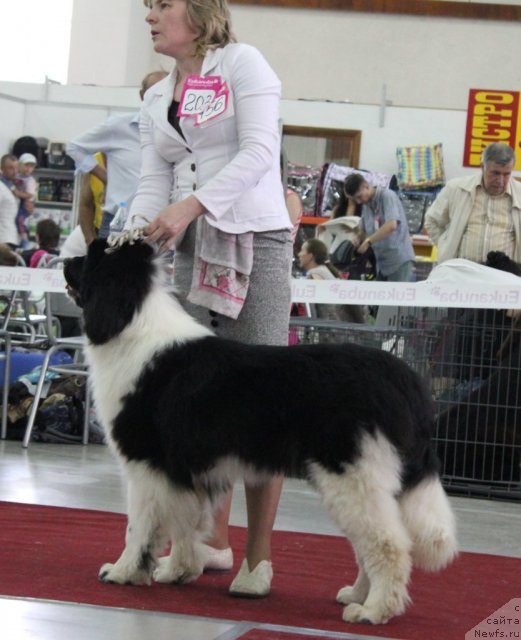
[458,186,514,262]
[396,143,445,190]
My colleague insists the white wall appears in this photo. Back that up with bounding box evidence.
[0,80,493,182]
[67,2,521,111]
[229,6,521,111]
[280,99,471,180]
[68,0,153,87]
[1,1,520,181]
[68,0,173,87]
[0,94,26,160]
[0,82,137,158]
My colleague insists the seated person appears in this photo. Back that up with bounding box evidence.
[21,219,60,267]
[297,239,366,323]
[0,242,19,266]
[298,238,340,281]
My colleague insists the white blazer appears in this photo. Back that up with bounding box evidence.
[129,43,291,234]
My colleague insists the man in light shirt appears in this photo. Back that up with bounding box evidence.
[67,70,167,238]
[424,143,521,264]
[0,154,23,248]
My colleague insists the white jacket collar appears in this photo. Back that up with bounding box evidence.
[142,47,229,145]
[148,47,225,98]
[459,172,521,210]
[201,47,225,75]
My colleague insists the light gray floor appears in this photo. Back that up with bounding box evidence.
[1,440,520,640]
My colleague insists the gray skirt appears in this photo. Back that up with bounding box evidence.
[174,222,293,346]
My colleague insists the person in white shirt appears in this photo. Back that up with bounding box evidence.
[66,71,167,238]
[0,154,22,247]
[129,0,293,598]
[59,224,87,258]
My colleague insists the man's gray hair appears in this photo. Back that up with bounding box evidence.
[482,143,516,166]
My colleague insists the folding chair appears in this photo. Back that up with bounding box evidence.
[0,330,12,439]
[21,257,89,448]
[0,254,49,343]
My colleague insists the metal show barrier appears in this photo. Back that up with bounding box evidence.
[1,267,521,499]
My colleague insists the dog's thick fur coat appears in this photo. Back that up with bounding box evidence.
[64,239,457,625]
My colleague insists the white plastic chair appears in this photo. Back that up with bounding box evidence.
[0,254,49,342]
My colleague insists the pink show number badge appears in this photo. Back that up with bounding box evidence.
[177,75,231,126]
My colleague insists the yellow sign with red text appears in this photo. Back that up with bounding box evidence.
[463,89,521,170]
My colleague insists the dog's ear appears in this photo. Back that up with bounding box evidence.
[82,240,156,345]
[63,256,86,307]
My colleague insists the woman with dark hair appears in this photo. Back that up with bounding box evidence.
[298,238,341,279]
[332,186,359,219]
[298,239,367,323]
[22,218,60,268]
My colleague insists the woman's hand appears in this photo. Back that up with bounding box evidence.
[145,196,205,251]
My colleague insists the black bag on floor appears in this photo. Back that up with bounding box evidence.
[5,374,86,443]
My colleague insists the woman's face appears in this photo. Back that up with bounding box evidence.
[298,243,313,270]
[146,0,200,59]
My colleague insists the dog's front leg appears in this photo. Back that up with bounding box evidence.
[99,465,167,585]
[154,538,205,584]
[153,489,214,584]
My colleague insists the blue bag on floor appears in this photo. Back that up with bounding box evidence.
[0,350,73,388]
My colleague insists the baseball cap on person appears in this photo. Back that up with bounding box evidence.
[18,153,37,165]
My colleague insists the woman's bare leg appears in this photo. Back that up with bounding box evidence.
[206,491,232,549]
[227,476,283,596]
[205,475,283,563]
[244,476,283,569]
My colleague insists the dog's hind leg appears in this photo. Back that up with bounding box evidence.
[336,550,369,605]
[99,463,170,585]
[309,433,412,625]
[399,474,458,572]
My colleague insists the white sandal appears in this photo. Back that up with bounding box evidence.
[203,544,234,572]
[228,558,273,598]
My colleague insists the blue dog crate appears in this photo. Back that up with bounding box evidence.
[0,349,73,387]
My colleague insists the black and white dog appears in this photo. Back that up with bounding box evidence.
[64,238,457,625]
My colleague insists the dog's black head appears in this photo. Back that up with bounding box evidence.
[485,251,521,277]
[64,238,156,345]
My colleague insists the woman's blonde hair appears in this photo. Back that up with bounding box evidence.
[144,1,235,56]
[187,0,235,55]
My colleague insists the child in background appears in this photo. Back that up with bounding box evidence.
[24,218,60,268]
[16,153,38,248]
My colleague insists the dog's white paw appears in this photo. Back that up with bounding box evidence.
[153,556,203,584]
[342,603,390,625]
[98,562,151,586]
[336,584,366,605]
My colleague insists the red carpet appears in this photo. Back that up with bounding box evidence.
[240,633,346,639]
[0,501,519,640]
